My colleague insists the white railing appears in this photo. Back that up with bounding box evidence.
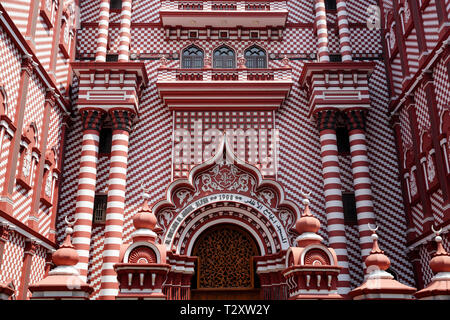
[160,0,287,12]
[157,68,292,82]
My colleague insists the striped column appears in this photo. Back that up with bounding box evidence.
[315,110,351,294]
[314,0,330,62]
[336,0,352,62]
[72,110,106,281]
[118,0,133,62]
[99,110,135,300]
[95,0,110,62]
[344,109,376,260]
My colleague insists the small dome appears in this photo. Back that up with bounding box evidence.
[295,198,320,234]
[133,203,157,231]
[52,226,79,267]
[364,233,390,271]
[429,235,450,274]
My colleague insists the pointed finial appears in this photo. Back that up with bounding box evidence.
[364,224,390,271]
[52,216,79,267]
[295,189,322,244]
[132,185,158,242]
[429,226,450,274]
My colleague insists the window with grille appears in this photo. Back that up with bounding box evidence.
[244,45,267,68]
[213,45,235,68]
[325,0,337,10]
[111,0,122,10]
[342,193,357,225]
[93,194,107,224]
[99,128,112,154]
[336,126,350,154]
[106,54,118,62]
[182,45,204,68]
[329,54,342,62]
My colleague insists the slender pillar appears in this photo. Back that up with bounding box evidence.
[0,224,11,269]
[314,0,330,62]
[118,0,133,62]
[2,55,35,198]
[315,109,351,294]
[49,0,64,81]
[405,97,434,231]
[344,109,376,260]
[24,0,40,49]
[336,0,352,62]
[28,89,56,230]
[18,239,37,300]
[95,0,111,62]
[99,110,134,300]
[391,114,415,243]
[422,74,450,218]
[433,0,449,36]
[72,109,106,281]
[407,0,428,64]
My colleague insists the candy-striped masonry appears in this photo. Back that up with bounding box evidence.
[95,0,110,62]
[118,0,133,62]
[336,0,352,62]
[314,0,330,62]
[316,110,351,294]
[72,110,106,281]
[344,109,376,261]
[99,110,135,300]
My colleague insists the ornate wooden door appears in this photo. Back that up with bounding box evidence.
[191,224,261,300]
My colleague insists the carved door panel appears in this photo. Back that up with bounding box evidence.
[191,224,261,300]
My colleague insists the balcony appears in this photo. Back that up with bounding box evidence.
[298,62,376,117]
[156,67,292,110]
[159,0,288,29]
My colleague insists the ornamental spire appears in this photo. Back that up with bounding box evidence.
[28,218,93,299]
[131,185,158,242]
[51,217,79,270]
[349,224,416,300]
[295,190,323,246]
[364,224,391,272]
[429,227,450,275]
[415,227,450,299]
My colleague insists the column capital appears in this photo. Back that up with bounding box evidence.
[315,109,339,132]
[79,109,107,131]
[343,109,367,131]
[0,223,12,242]
[21,54,37,76]
[24,238,38,255]
[44,88,58,108]
[109,109,136,133]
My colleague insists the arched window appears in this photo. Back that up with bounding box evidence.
[182,45,204,69]
[213,45,235,68]
[244,45,267,68]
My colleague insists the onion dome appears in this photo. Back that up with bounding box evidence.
[349,224,416,300]
[131,189,158,242]
[295,194,323,245]
[415,228,450,299]
[295,198,320,234]
[52,224,79,267]
[28,218,93,299]
[429,233,450,274]
[364,232,391,271]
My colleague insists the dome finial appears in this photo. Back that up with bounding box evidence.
[132,184,158,242]
[364,224,390,272]
[52,216,79,268]
[429,225,450,274]
[295,189,322,245]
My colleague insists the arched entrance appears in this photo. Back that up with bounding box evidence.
[190,224,262,300]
